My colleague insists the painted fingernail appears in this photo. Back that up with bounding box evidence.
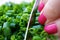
[38,13,47,25]
[44,23,58,34]
[38,2,44,12]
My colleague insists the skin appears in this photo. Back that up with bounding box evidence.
[39,0,60,40]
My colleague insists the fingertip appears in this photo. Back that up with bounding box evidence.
[38,2,45,12]
[38,12,47,25]
[44,23,58,34]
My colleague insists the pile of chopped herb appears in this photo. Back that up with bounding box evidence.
[0,1,34,40]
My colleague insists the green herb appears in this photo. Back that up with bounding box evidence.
[0,1,34,40]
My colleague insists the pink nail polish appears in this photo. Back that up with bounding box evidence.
[38,13,47,25]
[38,2,44,12]
[44,23,58,34]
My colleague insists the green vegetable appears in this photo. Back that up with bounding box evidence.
[11,35,15,40]
[0,26,2,31]
[0,0,34,40]
[0,35,4,40]
[32,36,41,40]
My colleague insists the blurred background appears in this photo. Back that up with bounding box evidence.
[0,0,33,6]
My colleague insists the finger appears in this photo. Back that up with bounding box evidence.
[43,0,60,21]
[38,12,47,25]
[44,19,60,35]
[38,0,60,25]
[38,0,48,12]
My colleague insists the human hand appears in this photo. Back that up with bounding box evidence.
[38,0,60,39]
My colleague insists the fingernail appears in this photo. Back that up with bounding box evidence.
[38,13,47,25]
[44,23,58,34]
[38,2,44,12]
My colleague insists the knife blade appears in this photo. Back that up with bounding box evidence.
[24,0,40,40]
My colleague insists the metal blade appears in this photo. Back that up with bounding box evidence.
[24,0,40,40]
